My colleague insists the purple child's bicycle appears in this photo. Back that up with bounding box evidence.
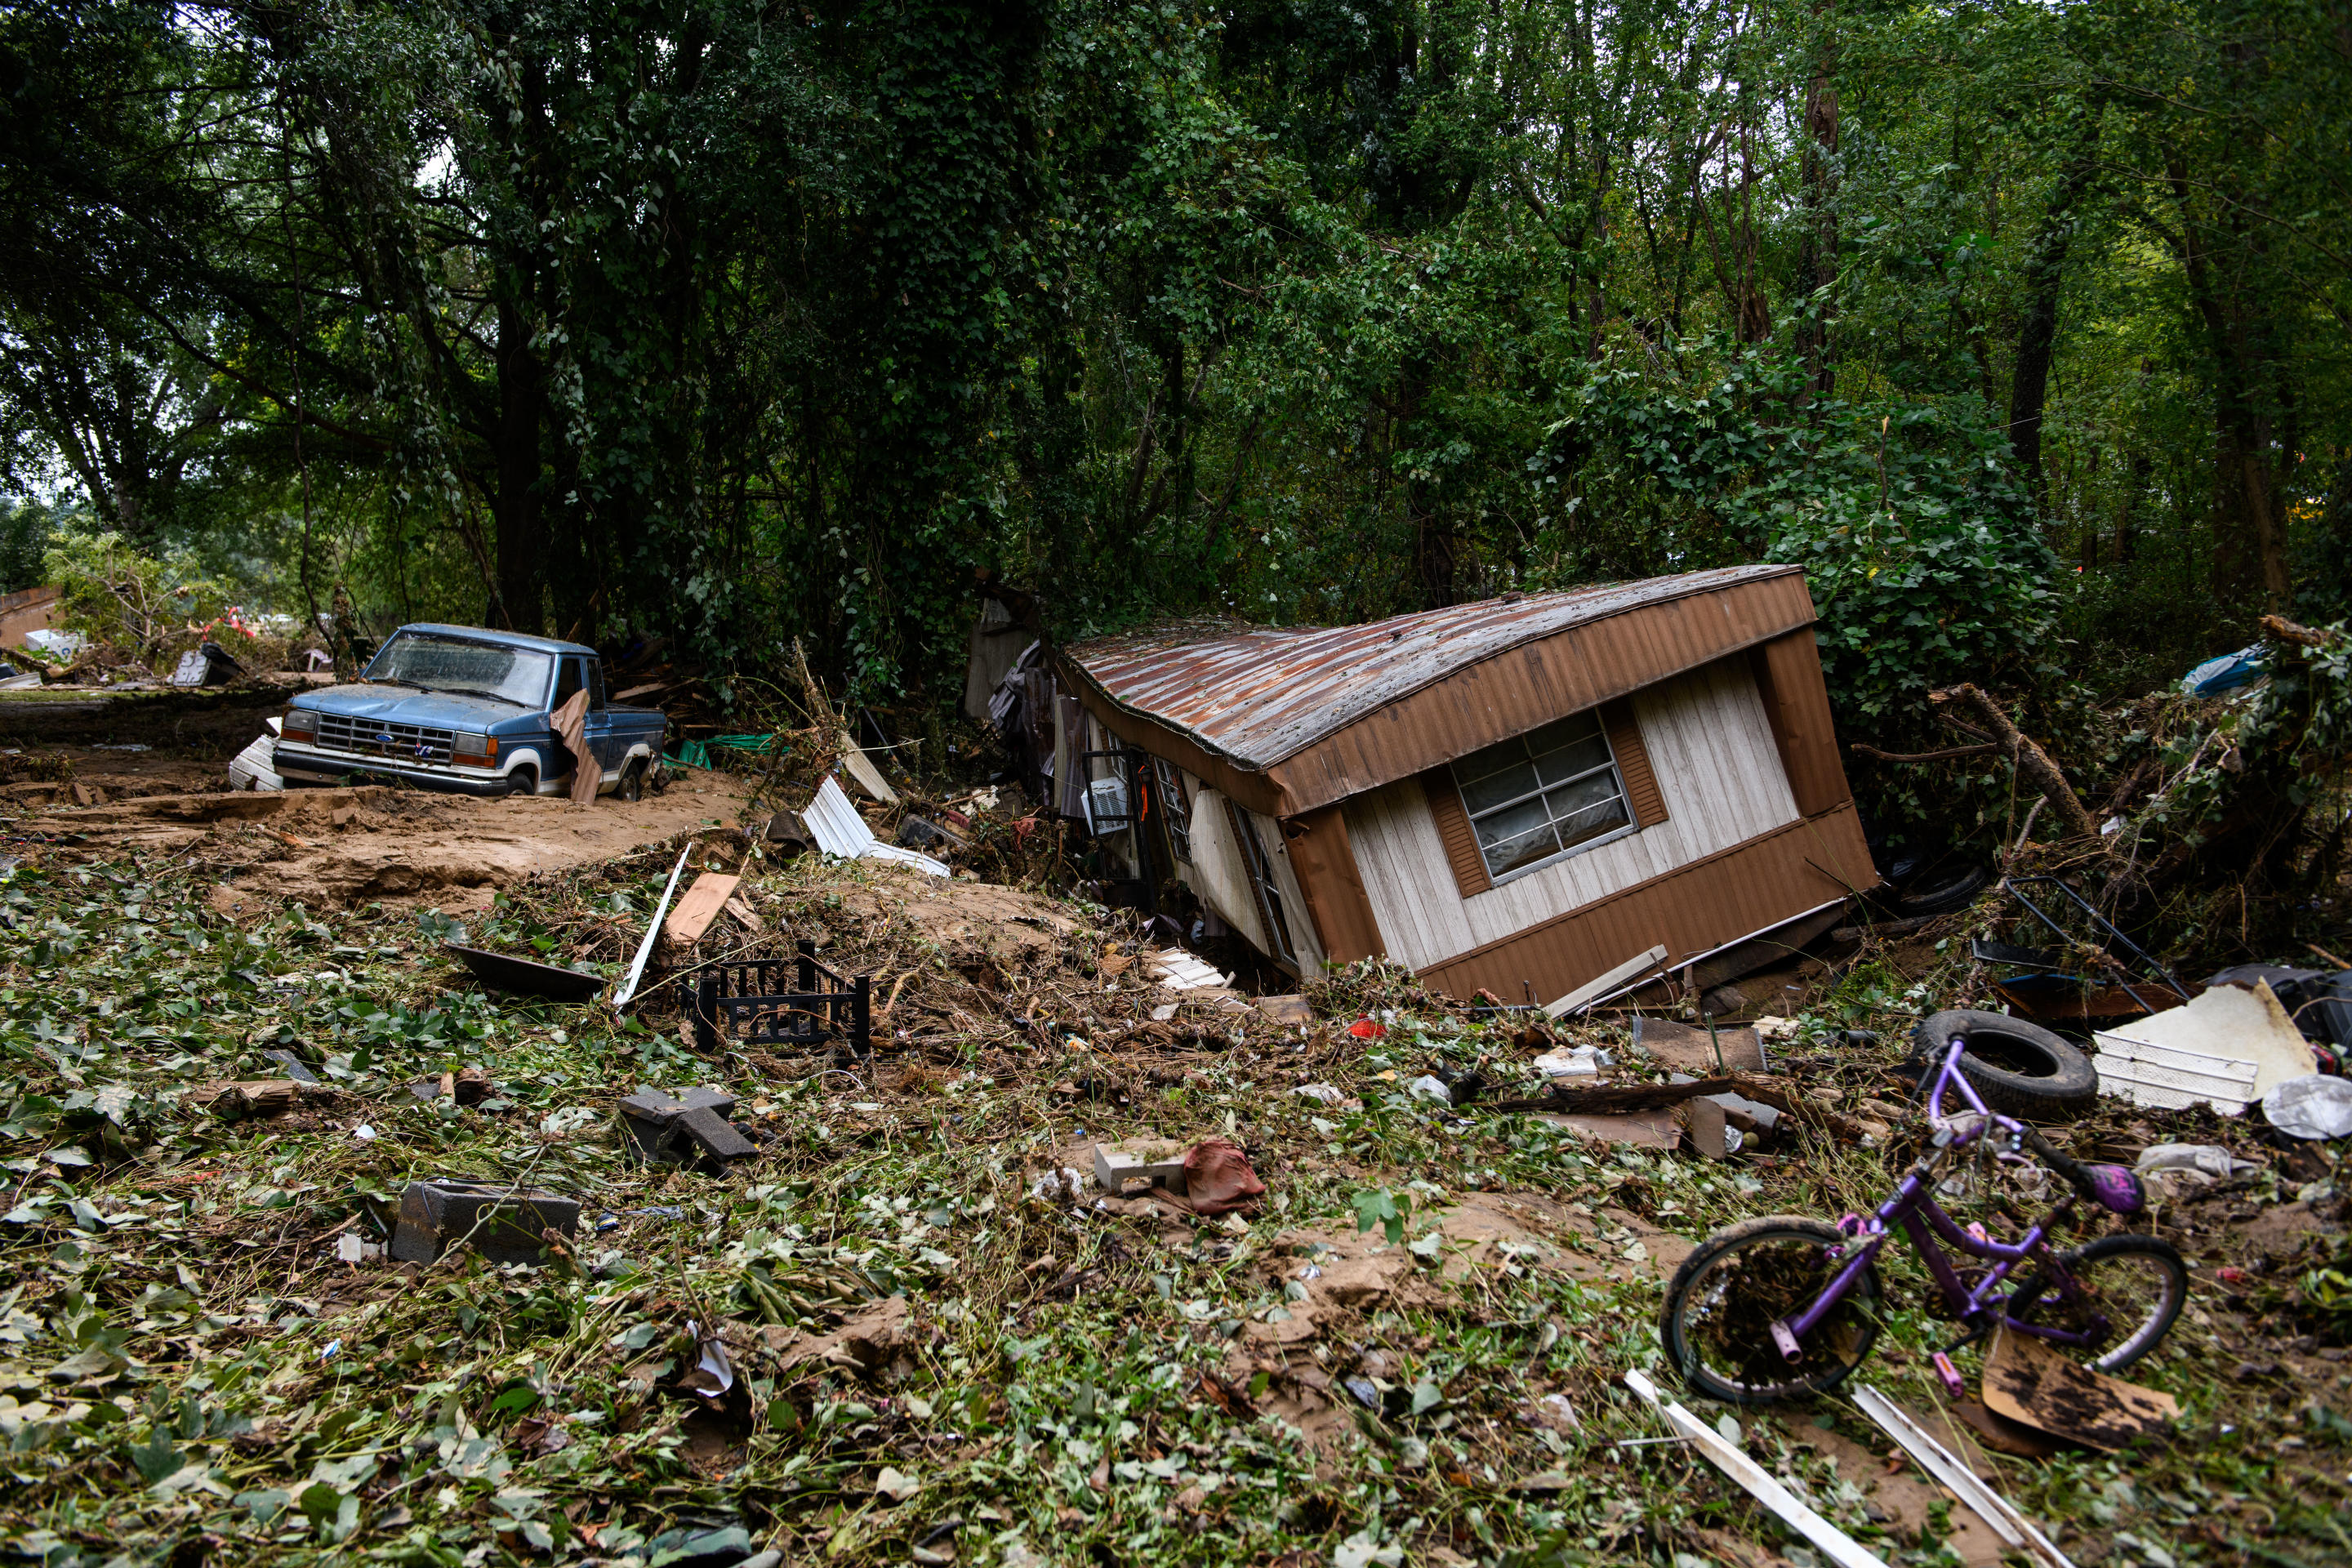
[1659,1031,2188,1405]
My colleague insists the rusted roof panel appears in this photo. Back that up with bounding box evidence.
[1065,564,1807,776]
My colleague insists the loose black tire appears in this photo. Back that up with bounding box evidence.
[2007,1233,2188,1373]
[1659,1215,1882,1405]
[1910,1009,2099,1120]
[616,758,647,803]
[1897,862,1992,916]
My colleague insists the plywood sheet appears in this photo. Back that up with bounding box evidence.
[664,872,741,944]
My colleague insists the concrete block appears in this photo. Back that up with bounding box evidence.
[1093,1138,1189,1197]
[388,1179,580,1265]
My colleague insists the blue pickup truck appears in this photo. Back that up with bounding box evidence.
[272,624,668,799]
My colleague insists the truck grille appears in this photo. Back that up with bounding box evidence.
[315,714,456,764]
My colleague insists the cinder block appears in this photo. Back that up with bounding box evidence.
[1093,1138,1189,1197]
[387,1179,580,1265]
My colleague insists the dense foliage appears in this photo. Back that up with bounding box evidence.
[4,0,2350,722]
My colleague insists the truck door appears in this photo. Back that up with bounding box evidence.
[581,658,627,777]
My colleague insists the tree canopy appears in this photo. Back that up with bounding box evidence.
[4,0,2348,719]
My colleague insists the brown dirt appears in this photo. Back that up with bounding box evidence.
[20,770,755,912]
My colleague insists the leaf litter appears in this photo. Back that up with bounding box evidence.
[0,808,2347,1568]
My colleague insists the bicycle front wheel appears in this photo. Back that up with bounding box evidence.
[2007,1233,2187,1373]
[1660,1216,1883,1405]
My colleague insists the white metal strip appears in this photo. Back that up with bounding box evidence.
[1623,1370,1886,1568]
[614,846,692,1007]
[1851,1387,2072,1568]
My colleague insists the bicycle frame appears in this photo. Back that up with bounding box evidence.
[1768,1037,2108,1386]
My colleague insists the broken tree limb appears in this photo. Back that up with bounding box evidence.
[2260,613,2329,649]
[1851,742,2000,764]
[1492,1072,1875,1143]
[1929,684,2102,841]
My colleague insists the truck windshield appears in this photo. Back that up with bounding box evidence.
[364,633,552,707]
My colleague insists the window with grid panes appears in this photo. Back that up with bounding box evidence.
[1450,712,1633,880]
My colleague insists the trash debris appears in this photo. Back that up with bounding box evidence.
[443,942,605,1001]
[408,1066,494,1105]
[259,1049,320,1085]
[1290,1083,1347,1104]
[2261,1073,2352,1140]
[1623,1370,1888,1568]
[1147,948,1227,991]
[1980,1326,2180,1452]
[332,1232,382,1264]
[681,1321,736,1397]
[2133,1143,2261,1183]
[193,1080,305,1118]
[228,719,284,791]
[803,776,947,875]
[168,639,244,688]
[1531,1045,1610,1077]
[2182,643,2265,697]
[1180,1137,1265,1215]
[2095,978,2316,1113]
[1405,1074,1453,1104]
[1348,1018,1387,1039]
[386,1178,581,1266]
[619,1086,759,1169]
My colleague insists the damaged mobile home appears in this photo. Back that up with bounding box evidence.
[1010,564,1878,1006]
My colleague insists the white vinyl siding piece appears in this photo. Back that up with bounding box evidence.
[1178,786,1272,953]
[1342,660,1800,971]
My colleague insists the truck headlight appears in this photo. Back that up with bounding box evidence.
[452,732,497,768]
[282,709,318,742]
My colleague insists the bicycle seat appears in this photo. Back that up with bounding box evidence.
[2076,1162,2145,1216]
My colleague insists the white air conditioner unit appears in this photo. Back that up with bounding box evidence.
[1084,775,1129,834]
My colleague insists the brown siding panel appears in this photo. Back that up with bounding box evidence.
[1414,801,1876,1004]
[1421,769,1493,898]
[1265,572,1820,813]
[1601,698,1668,829]
[1748,629,1851,817]
[1281,805,1386,963]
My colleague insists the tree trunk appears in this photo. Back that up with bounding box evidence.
[1789,11,1840,399]
[490,287,543,632]
[2007,116,2101,510]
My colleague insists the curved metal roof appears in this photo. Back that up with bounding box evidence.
[1065,564,1803,773]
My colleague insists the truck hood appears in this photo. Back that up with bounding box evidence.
[289,684,538,733]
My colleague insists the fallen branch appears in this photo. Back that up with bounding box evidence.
[1851,742,2000,764]
[1930,684,2102,841]
[1494,1072,1875,1143]
[2260,613,2329,649]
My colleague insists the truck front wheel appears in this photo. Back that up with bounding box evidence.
[617,759,648,803]
[504,766,538,800]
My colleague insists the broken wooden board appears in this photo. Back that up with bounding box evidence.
[1258,994,1314,1026]
[838,732,899,804]
[1531,1109,1678,1149]
[1950,1396,2068,1459]
[1982,1328,2179,1452]
[1544,944,1668,1018]
[663,871,742,944]
[1633,1016,1765,1073]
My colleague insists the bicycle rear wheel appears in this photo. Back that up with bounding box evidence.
[1660,1216,1883,1405]
[2007,1234,2187,1373]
